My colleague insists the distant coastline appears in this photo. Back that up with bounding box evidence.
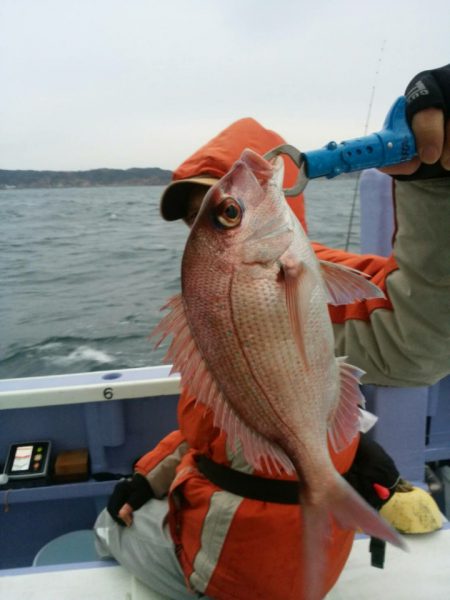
[0,167,173,189]
[0,167,362,190]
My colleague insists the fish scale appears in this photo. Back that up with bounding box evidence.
[231,272,327,440]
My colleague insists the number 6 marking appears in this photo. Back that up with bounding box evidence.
[103,387,114,400]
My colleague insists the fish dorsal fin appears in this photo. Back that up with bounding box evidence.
[152,294,295,475]
[319,260,385,306]
[328,357,366,453]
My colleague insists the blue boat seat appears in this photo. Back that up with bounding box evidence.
[33,529,100,566]
[33,531,173,599]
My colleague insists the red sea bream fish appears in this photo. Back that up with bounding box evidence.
[154,149,405,598]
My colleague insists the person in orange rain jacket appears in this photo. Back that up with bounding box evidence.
[94,65,450,600]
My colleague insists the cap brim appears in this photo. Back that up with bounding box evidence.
[160,177,219,221]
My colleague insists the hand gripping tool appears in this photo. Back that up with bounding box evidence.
[264,96,416,196]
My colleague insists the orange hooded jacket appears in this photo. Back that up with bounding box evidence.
[135,118,396,599]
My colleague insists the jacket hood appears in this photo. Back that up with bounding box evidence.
[160,117,306,230]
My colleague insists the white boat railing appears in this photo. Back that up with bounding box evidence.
[0,366,181,410]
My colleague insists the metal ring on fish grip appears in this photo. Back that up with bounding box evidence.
[263,144,309,196]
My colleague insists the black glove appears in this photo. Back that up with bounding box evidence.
[398,63,450,180]
[344,433,399,510]
[107,472,154,526]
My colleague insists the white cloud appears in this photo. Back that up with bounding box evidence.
[1,0,449,169]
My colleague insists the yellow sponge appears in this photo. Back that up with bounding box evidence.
[380,486,444,534]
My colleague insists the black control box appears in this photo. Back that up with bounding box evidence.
[4,441,52,480]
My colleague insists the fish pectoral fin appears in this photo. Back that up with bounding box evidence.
[282,258,315,368]
[319,260,385,306]
[328,358,366,453]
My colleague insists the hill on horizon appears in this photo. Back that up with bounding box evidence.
[0,167,173,189]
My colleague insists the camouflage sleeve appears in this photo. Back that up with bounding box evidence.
[333,177,450,386]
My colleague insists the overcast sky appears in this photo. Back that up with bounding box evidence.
[1,0,449,171]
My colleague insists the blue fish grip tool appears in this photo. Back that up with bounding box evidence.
[264,96,417,196]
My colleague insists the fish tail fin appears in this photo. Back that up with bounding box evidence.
[301,501,333,600]
[300,473,406,600]
[328,473,405,549]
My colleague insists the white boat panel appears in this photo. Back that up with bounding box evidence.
[328,526,450,599]
[0,562,166,599]
[0,366,181,410]
[1,529,449,599]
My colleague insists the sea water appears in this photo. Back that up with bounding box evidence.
[0,179,360,379]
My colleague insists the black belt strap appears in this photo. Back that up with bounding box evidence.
[196,455,386,569]
[195,454,300,505]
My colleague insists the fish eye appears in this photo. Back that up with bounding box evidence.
[215,196,242,228]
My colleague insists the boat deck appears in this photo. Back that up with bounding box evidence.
[1,527,449,600]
